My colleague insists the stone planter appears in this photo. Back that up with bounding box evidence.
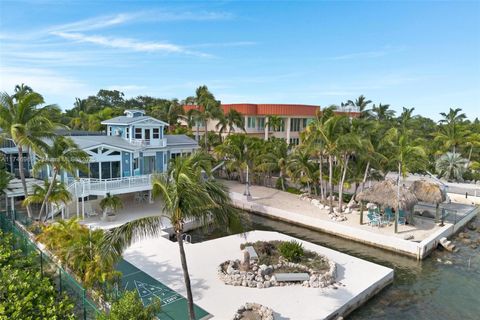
[218,257,336,289]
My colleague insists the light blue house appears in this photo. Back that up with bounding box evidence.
[67,109,199,180]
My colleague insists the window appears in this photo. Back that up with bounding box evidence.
[290,118,301,132]
[126,127,130,139]
[109,151,120,156]
[247,117,256,128]
[89,163,99,179]
[289,138,300,146]
[108,126,112,136]
[135,128,142,139]
[302,118,308,128]
[153,128,160,139]
[257,117,265,130]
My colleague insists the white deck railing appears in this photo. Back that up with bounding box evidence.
[67,174,154,197]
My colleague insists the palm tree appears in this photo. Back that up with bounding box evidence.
[287,146,316,194]
[256,138,288,190]
[0,88,58,218]
[150,99,185,131]
[190,86,222,150]
[313,115,350,214]
[103,153,240,320]
[216,109,245,139]
[0,158,12,194]
[434,108,467,156]
[23,180,72,220]
[435,152,468,181]
[347,95,372,118]
[33,136,89,220]
[383,127,426,232]
[370,103,396,121]
[265,115,284,137]
[215,134,261,183]
[100,193,123,216]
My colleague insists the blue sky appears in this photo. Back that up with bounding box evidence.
[1,1,479,120]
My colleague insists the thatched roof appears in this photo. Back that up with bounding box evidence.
[409,180,446,204]
[356,180,418,210]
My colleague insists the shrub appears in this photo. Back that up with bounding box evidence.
[278,240,304,262]
[0,231,75,319]
[97,290,161,320]
[255,241,276,256]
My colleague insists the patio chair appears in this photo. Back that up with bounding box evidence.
[384,207,394,223]
[398,210,406,225]
[367,212,380,227]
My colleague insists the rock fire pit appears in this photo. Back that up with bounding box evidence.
[233,303,274,320]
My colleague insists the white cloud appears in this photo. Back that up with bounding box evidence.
[50,13,138,33]
[51,32,211,57]
[0,66,90,101]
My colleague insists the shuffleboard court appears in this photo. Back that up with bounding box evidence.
[117,259,211,320]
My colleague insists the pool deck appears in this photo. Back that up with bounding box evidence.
[223,180,479,260]
[123,230,394,320]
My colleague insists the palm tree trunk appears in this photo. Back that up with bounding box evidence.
[361,161,370,192]
[176,230,196,320]
[328,155,334,214]
[338,155,349,213]
[319,154,324,200]
[466,146,473,168]
[38,169,58,220]
[395,162,401,233]
[204,119,208,150]
[195,123,200,142]
[17,145,32,218]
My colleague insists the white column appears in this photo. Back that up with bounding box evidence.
[75,183,79,217]
[81,195,85,219]
[10,197,14,215]
[286,117,291,144]
[264,117,269,141]
[149,190,153,204]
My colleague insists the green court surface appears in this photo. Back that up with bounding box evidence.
[117,260,211,320]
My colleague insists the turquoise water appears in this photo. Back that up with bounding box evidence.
[186,213,480,320]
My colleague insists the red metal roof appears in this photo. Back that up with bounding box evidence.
[183,103,360,117]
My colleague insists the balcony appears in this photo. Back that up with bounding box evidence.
[130,138,166,147]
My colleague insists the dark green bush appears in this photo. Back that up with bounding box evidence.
[278,240,304,262]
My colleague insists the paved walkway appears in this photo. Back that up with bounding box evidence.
[223,180,442,242]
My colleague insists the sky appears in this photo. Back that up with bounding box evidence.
[0,0,479,120]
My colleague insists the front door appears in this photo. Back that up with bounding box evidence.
[144,129,150,144]
[143,156,155,174]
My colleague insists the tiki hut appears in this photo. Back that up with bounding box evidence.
[409,180,446,204]
[356,179,418,210]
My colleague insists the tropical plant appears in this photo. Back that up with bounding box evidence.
[216,108,245,139]
[0,230,75,319]
[0,87,58,218]
[102,152,240,320]
[36,218,121,288]
[434,107,467,156]
[97,290,161,320]
[287,146,316,194]
[370,103,396,121]
[33,136,89,220]
[347,94,372,118]
[187,86,223,150]
[435,152,468,181]
[0,158,11,194]
[150,98,185,130]
[278,240,304,263]
[100,193,124,215]
[256,138,289,190]
[266,115,284,133]
[215,134,262,183]
[23,180,72,221]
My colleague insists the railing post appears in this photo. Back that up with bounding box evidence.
[83,288,87,320]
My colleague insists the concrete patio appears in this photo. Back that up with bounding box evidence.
[123,230,394,320]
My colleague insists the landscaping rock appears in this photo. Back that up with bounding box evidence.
[467,222,477,231]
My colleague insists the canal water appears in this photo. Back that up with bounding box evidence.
[185,212,480,320]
